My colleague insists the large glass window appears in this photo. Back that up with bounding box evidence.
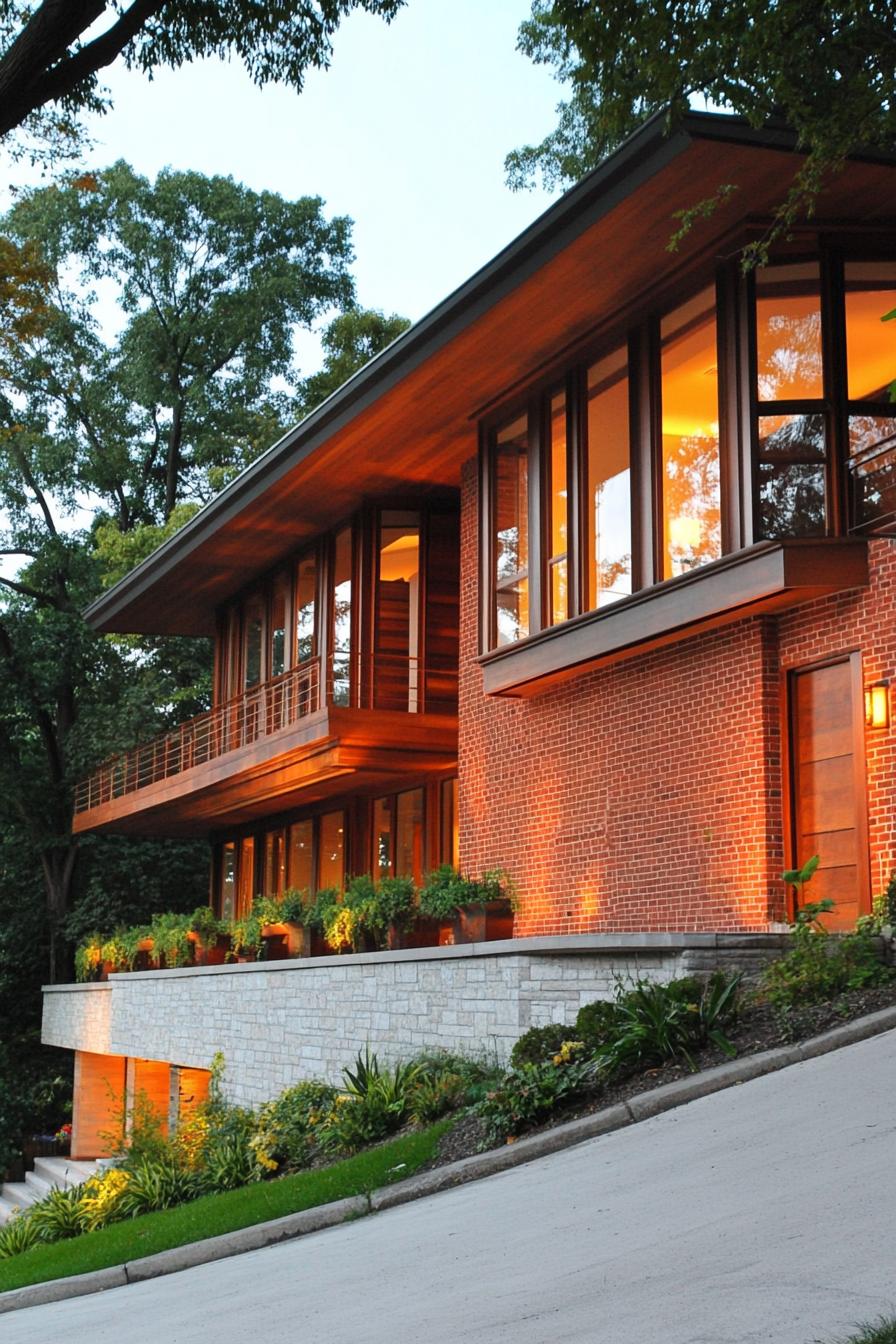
[287,820,314,892]
[372,788,425,881]
[493,415,529,645]
[440,777,459,868]
[754,263,827,539]
[269,575,288,679]
[263,828,286,898]
[660,288,722,578]
[546,392,568,626]
[237,836,255,918]
[331,528,353,706]
[243,595,264,689]
[375,511,420,710]
[295,553,317,666]
[219,841,236,920]
[845,261,896,529]
[586,348,631,606]
[318,810,345,890]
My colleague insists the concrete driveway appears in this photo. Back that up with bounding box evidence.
[6,1029,896,1344]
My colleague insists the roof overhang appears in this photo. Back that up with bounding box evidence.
[85,112,896,636]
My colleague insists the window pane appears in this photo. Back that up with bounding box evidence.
[263,829,286,898]
[755,262,823,401]
[331,528,352,706]
[243,596,264,688]
[758,411,826,460]
[295,554,317,666]
[237,836,255,918]
[758,463,826,538]
[493,415,529,645]
[287,820,314,893]
[844,262,896,401]
[440,778,459,868]
[660,289,722,578]
[372,797,392,879]
[547,392,568,625]
[586,348,631,607]
[376,511,420,710]
[317,811,345,891]
[220,842,236,920]
[395,788,425,882]
[849,415,896,527]
[270,575,288,678]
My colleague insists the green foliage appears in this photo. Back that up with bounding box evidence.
[299,887,341,931]
[119,1159,204,1215]
[189,905,222,946]
[278,888,310,925]
[417,865,517,921]
[574,999,623,1052]
[149,912,193,968]
[825,1319,896,1344]
[0,1212,42,1260]
[477,1056,597,1145]
[407,1072,467,1127]
[0,3,406,164]
[760,921,893,1009]
[509,1023,571,1069]
[599,974,740,1073]
[251,1082,338,1173]
[506,1,896,257]
[296,309,411,416]
[27,1185,86,1241]
[373,876,417,932]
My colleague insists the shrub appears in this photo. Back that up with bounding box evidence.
[509,1023,570,1069]
[761,923,892,1009]
[408,1071,467,1126]
[78,1168,131,1231]
[118,1157,203,1215]
[28,1185,87,1241]
[250,1081,337,1173]
[200,1134,258,1193]
[575,999,623,1052]
[598,974,741,1074]
[319,1090,402,1154]
[0,1211,42,1259]
[477,1056,597,1145]
[279,888,310,924]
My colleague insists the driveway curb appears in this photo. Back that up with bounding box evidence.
[4,1004,896,1314]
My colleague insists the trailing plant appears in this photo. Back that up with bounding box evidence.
[149,912,193,968]
[252,895,284,928]
[279,888,310,925]
[189,905,223,947]
[323,902,359,953]
[226,912,263,960]
[74,934,104,983]
[299,887,340,931]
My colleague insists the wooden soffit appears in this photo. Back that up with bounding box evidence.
[84,115,896,636]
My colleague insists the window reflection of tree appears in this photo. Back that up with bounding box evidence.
[757,413,826,538]
[664,431,721,574]
[757,311,823,402]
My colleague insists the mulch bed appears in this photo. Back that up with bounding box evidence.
[426,980,896,1169]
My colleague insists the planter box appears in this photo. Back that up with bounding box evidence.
[261,922,308,959]
[392,917,443,950]
[449,901,514,944]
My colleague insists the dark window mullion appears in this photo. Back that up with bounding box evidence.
[567,367,585,619]
[629,322,658,591]
[822,244,848,535]
[528,396,544,637]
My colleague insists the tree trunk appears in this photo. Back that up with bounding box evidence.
[40,842,78,984]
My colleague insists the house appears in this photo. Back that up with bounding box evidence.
[42,111,896,1158]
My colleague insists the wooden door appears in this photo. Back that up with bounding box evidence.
[788,654,869,929]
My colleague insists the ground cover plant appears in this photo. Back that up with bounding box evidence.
[822,1320,896,1344]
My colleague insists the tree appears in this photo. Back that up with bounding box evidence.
[0,163,362,986]
[4,162,357,522]
[0,0,404,163]
[506,0,896,254]
[296,307,410,416]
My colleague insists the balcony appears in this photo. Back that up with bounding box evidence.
[73,653,458,837]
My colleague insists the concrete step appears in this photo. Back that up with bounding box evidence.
[0,1156,99,1225]
[31,1156,97,1189]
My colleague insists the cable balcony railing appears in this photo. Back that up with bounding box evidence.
[73,651,457,815]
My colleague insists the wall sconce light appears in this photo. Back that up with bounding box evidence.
[865,680,890,730]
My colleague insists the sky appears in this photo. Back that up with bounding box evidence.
[24,0,566,339]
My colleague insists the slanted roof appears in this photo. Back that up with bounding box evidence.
[85,111,896,636]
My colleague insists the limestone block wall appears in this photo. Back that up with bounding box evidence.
[42,982,112,1054]
[42,935,786,1109]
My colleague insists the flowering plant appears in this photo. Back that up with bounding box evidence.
[54,1123,72,1146]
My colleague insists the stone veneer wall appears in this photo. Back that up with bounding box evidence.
[42,982,112,1055]
[42,935,785,1109]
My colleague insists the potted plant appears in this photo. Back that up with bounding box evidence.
[276,888,313,956]
[75,934,105,982]
[341,874,381,952]
[299,887,340,956]
[149,912,194,969]
[418,865,518,944]
[227,910,264,962]
[189,905,229,965]
[374,876,418,949]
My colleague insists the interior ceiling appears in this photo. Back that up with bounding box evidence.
[89,132,896,637]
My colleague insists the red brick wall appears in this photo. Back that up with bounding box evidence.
[458,455,896,935]
[778,540,896,901]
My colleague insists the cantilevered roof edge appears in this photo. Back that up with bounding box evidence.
[84,110,845,633]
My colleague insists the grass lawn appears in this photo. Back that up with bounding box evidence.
[0,1121,450,1295]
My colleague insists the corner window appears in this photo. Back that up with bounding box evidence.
[660,287,721,577]
[845,261,896,530]
[586,348,631,608]
[546,391,568,626]
[493,415,530,645]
